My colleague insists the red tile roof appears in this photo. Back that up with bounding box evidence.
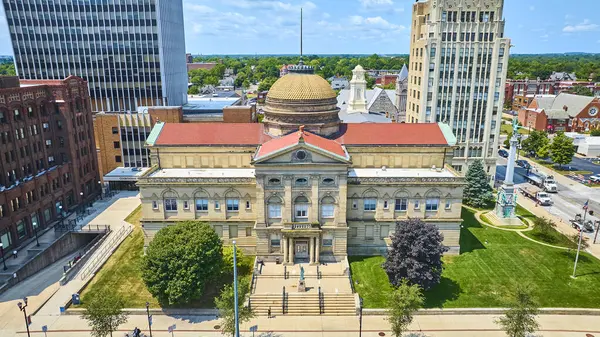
[155,123,272,146]
[334,123,448,146]
[256,126,347,159]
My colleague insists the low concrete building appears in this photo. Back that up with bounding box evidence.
[577,137,600,157]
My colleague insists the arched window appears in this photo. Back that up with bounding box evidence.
[363,190,378,211]
[294,196,309,221]
[267,195,282,218]
[295,178,308,186]
[225,190,241,211]
[425,189,441,212]
[269,178,281,185]
[194,189,209,211]
[394,190,410,211]
[321,196,335,218]
[163,190,178,212]
[322,177,335,185]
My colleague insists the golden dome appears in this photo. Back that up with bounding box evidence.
[266,74,337,101]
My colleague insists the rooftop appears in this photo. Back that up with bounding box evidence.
[103,167,152,182]
[333,123,452,146]
[255,127,348,160]
[154,123,271,146]
[150,168,256,178]
[348,167,456,178]
[267,73,337,101]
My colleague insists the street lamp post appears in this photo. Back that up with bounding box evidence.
[593,220,600,244]
[146,301,153,337]
[98,181,103,200]
[17,297,31,337]
[33,221,39,247]
[572,206,589,278]
[233,240,240,337]
[0,242,7,270]
[79,192,84,214]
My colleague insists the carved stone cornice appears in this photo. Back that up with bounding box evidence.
[347,177,465,185]
[138,177,256,185]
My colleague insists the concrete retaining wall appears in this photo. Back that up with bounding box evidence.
[59,231,110,285]
[0,232,98,294]
[363,308,600,316]
[65,307,220,316]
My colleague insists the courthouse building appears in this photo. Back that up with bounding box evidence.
[137,64,465,263]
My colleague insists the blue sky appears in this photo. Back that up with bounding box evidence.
[1,0,599,55]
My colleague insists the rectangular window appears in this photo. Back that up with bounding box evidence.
[350,227,358,238]
[164,198,177,211]
[44,208,51,222]
[112,127,118,134]
[245,227,252,237]
[195,199,208,211]
[445,200,452,210]
[215,201,220,209]
[152,201,158,210]
[321,204,334,218]
[214,225,223,237]
[17,220,27,239]
[0,231,11,249]
[268,204,282,218]
[183,200,189,210]
[113,141,120,148]
[226,199,239,211]
[270,234,281,247]
[115,155,122,163]
[414,200,420,210]
[229,225,238,238]
[395,198,408,211]
[426,198,439,211]
[365,225,374,239]
[245,201,251,209]
[363,198,376,211]
[295,204,308,219]
[322,238,333,247]
[383,200,389,209]
[380,225,389,239]
[352,200,358,209]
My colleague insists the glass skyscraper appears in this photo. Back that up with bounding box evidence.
[1,0,188,112]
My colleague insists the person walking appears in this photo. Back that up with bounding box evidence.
[268,306,272,318]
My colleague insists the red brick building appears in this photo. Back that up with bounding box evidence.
[505,79,600,111]
[0,76,99,250]
[376,74,398,87]
[518,93,600,133]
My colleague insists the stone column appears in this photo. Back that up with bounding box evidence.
[255,174,267,228]
[337,174,348,227]
[289,237,294,264]
[283,175,293,223]
[315,236,320,264]
[310,175,319,223]
[282,235,288,264]
[309,236,314,264]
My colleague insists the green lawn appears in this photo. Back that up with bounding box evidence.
[501,123,530,135]
[350,208,600,308]
[80,206,253,308]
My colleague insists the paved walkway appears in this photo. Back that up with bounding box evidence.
[14,312,600,337]
[35,191,140,316]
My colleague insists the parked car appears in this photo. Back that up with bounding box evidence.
[516,159,531,170]
[498,149,509,158]
[589,175,600,183]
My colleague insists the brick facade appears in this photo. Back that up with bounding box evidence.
[0,75,99,250]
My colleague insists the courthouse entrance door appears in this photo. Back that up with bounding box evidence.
[295,240,309,262]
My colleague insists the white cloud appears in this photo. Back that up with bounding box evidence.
[359,0,394,7]
[220,0,316,12]
[322,12,331,19]
[563,19,599,32]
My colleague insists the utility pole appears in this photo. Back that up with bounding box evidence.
[233,241,240,337]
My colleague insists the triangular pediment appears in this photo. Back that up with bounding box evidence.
[253,142,350,165]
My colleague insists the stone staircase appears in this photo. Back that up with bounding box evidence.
[249,293,356,316]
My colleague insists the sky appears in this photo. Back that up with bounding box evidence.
[0,0,599,56]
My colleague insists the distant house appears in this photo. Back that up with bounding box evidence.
[549,72,577,81]
[280,65,289,78]
[330,76,349,90]
[518,93,600,133]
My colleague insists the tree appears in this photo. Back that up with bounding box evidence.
[82,292,128,337]
[504,132,512,148]
[570,233,589,250]
[366,74,376,89]
[387,280,424,337]
[549,132,575,168]
[590,129,600,136]
[495,284,539,337]
[258,76,277,91]
[222,245,245,275]
[533,217,556,236]
[521,130,549,157]
[536,142,551,159]
[141,221,223,305]
[569,85,594,97]
[188,86,199,95]
[384,218,448,290]
[215,278,255,337]
[463,160,494,208]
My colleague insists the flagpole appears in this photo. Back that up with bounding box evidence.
[572,201,588,278]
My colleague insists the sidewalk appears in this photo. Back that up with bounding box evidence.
[17,312,600,337]
[35,191,140,316]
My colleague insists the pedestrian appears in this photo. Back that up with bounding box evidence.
[12,250,17,259]
[268,306,272,318]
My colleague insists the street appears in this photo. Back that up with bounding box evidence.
[496,156,600,242]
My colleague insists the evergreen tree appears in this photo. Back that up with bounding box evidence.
[463,160,493,208]
[384,218,448,290]
[549,132,575,168]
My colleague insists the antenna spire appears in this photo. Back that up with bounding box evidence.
[300,8,303,59]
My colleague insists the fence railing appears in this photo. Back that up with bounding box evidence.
[318,286,324,315]
[79,225,132,280]
[282,286,287,315]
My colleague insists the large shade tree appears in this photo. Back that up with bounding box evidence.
[82,292,128,337]
[384,218,448,290]
[549,132,575,168]
[141,221,223,305]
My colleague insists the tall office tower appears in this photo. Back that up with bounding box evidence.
[406,0,510,176]
[1,0,188,112]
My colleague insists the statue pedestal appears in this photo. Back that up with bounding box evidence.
[298,280,306,292]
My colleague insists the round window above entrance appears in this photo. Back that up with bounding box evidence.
[295,150,307,160]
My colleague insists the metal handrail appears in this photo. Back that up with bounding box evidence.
[80,225,132,280]
[282,286,286,315]
[284,265,287,279]
[318,286,324,315]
